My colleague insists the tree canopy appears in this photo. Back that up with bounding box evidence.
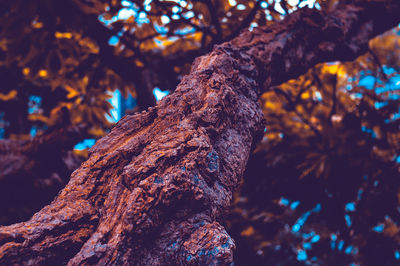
[0,0,399,264]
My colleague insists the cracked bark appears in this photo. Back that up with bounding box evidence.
[0,1,399,264]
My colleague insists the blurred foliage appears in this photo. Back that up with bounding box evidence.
[226,28,400,265]
[0,0,399,264]
[0,0,296,140]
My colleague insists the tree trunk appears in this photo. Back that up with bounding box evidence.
[1,1,399,264]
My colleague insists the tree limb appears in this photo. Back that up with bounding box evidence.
[0,1,399,264]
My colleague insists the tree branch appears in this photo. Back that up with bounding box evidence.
[200,0,223,42]
[225,0,262,41]
[0,1,399,264]
[328,73,338,124]
[0,124,87,225]
[368,47,389,80]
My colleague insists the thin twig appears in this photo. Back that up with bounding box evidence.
[368,47,388,81]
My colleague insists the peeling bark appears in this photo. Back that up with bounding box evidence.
[0,1,399,264]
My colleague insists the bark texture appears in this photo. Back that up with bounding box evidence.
[1,1,399,264]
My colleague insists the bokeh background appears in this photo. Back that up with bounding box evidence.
[0,0,399,264]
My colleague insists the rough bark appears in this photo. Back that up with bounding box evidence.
[1,1,399,264]
[0,125,87,225]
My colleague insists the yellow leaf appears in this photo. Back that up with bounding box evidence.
[296,105,304,113]
[0,39,7,50]
[65,85,80,99]
[32,22,43,29]
[192,32,202,42]
[135,60,144,67]
[322,63,346,77]
[89,127,106,137]
[301,91,311,99]
[22,67,30,75]
[310,116,319,124]
[241,226,255,237]
[161,39,174,47]
[78,37,99,54]
[28,114,49,123]
[265,101,278,109]
[82,76,89,86]
[55,32,73,39]
[0,90,17,101]
[322,63,339,74]
[38,69,48,77]
[74,149,88,158]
